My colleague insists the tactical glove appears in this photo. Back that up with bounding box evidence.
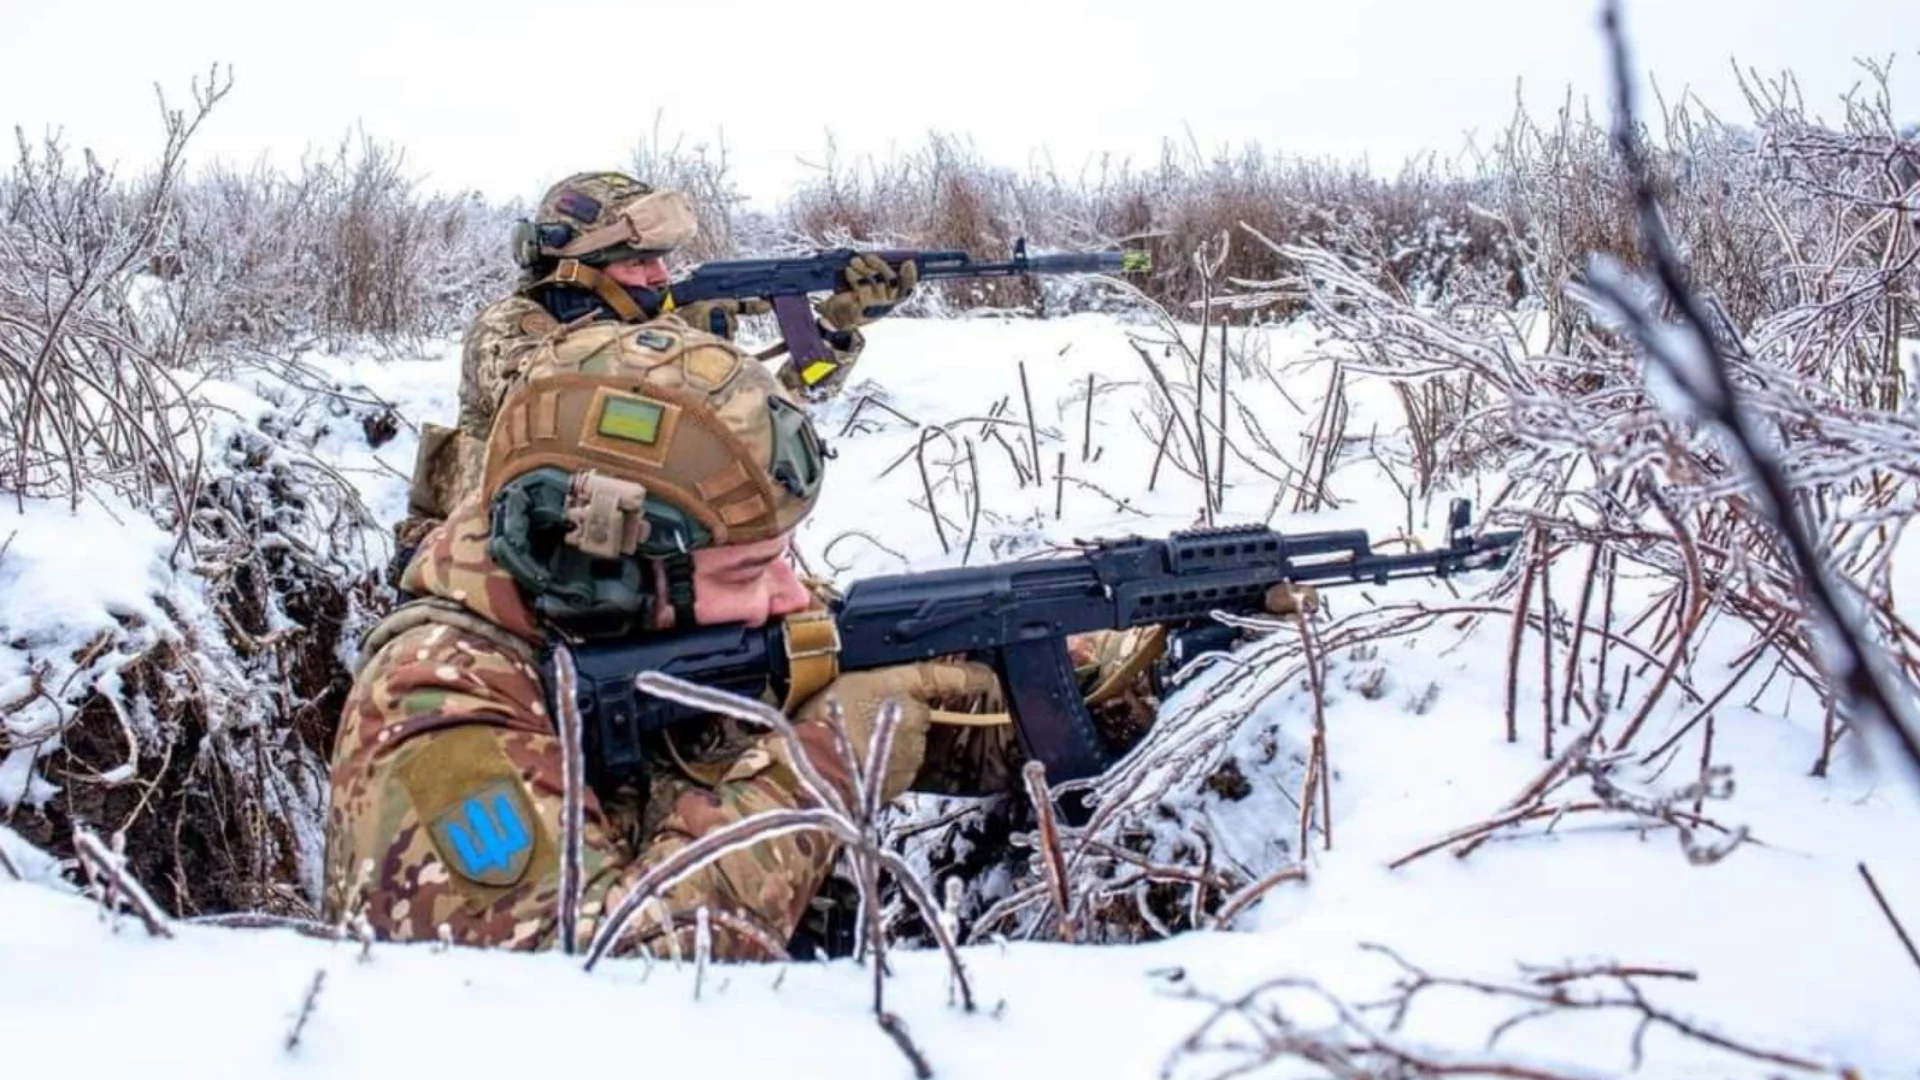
[673,297,772,340]
[815,254,917,331]
[795,660,1002,804]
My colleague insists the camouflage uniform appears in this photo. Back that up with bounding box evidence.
[326,496,849,957]
[337,304,858,958]
[351,183,1153,954]
[333,301,1037,960]
[326,498,1142,957]
[458,297,560,440]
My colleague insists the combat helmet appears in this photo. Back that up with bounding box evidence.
[481,320,827,634]
[513,171,698,322]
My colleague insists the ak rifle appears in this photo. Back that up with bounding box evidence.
[540,238,1148,387]
[558,500,1521,796]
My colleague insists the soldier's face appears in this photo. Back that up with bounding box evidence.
[655,532,813,629]
[605,256,671,289]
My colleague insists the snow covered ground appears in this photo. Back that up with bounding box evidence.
[2,313,1917,1078]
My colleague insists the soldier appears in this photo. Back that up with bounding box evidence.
[399,171,914,551]
[327,310,993,958]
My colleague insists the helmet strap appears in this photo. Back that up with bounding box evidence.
[663,553,698,629]
[522,258,647,322]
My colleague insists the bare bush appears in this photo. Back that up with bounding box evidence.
[887,56,1920,950]
[781,132,1510,317]
[1231,60,1920,781]
[1,77,395,916]
[163,134,517,349]
[0,73,225,526]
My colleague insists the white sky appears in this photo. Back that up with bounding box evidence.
[2,0,1914,206]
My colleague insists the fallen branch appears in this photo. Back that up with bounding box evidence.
[552,644,586,955]
[1208,864,1307,929]
[284,969,326,1053]
[1858,862,1920,977]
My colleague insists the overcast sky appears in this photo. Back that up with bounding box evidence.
[2,0,1914,206]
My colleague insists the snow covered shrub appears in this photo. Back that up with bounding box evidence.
[1242,71,1920,781]
[1,77,399,914]
[162,135,518,349]
[882,68,1920,951]
[779,132,1511,318]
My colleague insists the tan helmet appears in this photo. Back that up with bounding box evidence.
[512,171,699,270]
[481,320,826,628]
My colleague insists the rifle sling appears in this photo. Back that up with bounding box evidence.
[780,609,842,712]
[526,259,645,322]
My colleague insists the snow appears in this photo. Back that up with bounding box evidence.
[0,495,178,651]
[2,312,1917,1077]
[0,824,70,886]
[0,494,183,810]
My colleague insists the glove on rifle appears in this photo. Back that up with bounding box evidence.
[815,254,918,330]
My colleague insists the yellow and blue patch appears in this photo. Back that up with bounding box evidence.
[429,780,535,887]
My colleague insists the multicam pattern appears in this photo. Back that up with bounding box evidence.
[326,506,1157,957]
[426,298,861,541]
[458,296,558,440]
[325,497,852,959]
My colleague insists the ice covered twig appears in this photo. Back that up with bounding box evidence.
[1021,761,1077,942]
[1165,944,1837,1079]
[549,644,587,955]
[1362,943,1832,1073]
[1584,0,1920,785]
[588,667,976,1077]
[72,827,171,938]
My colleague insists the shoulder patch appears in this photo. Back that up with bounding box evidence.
[631,328,676,352]
[430,780,535,886]
[397,727,550,892]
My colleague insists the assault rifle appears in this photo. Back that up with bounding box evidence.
[543,239,1148,385]
[558,500,1520,797]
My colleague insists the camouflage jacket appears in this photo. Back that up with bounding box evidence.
[457,294,868,442]
[324,497,853,959]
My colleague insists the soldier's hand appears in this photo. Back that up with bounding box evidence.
[815,254,917,331]
[674,297,771,340]
[795,660,1001,802]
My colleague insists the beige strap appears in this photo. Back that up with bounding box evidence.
[532,260,645,321]
[1084,625,1168,707]
[780,610,842,711]
[929,708,1011,727]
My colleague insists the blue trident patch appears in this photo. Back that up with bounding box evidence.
[431,781,534,886]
